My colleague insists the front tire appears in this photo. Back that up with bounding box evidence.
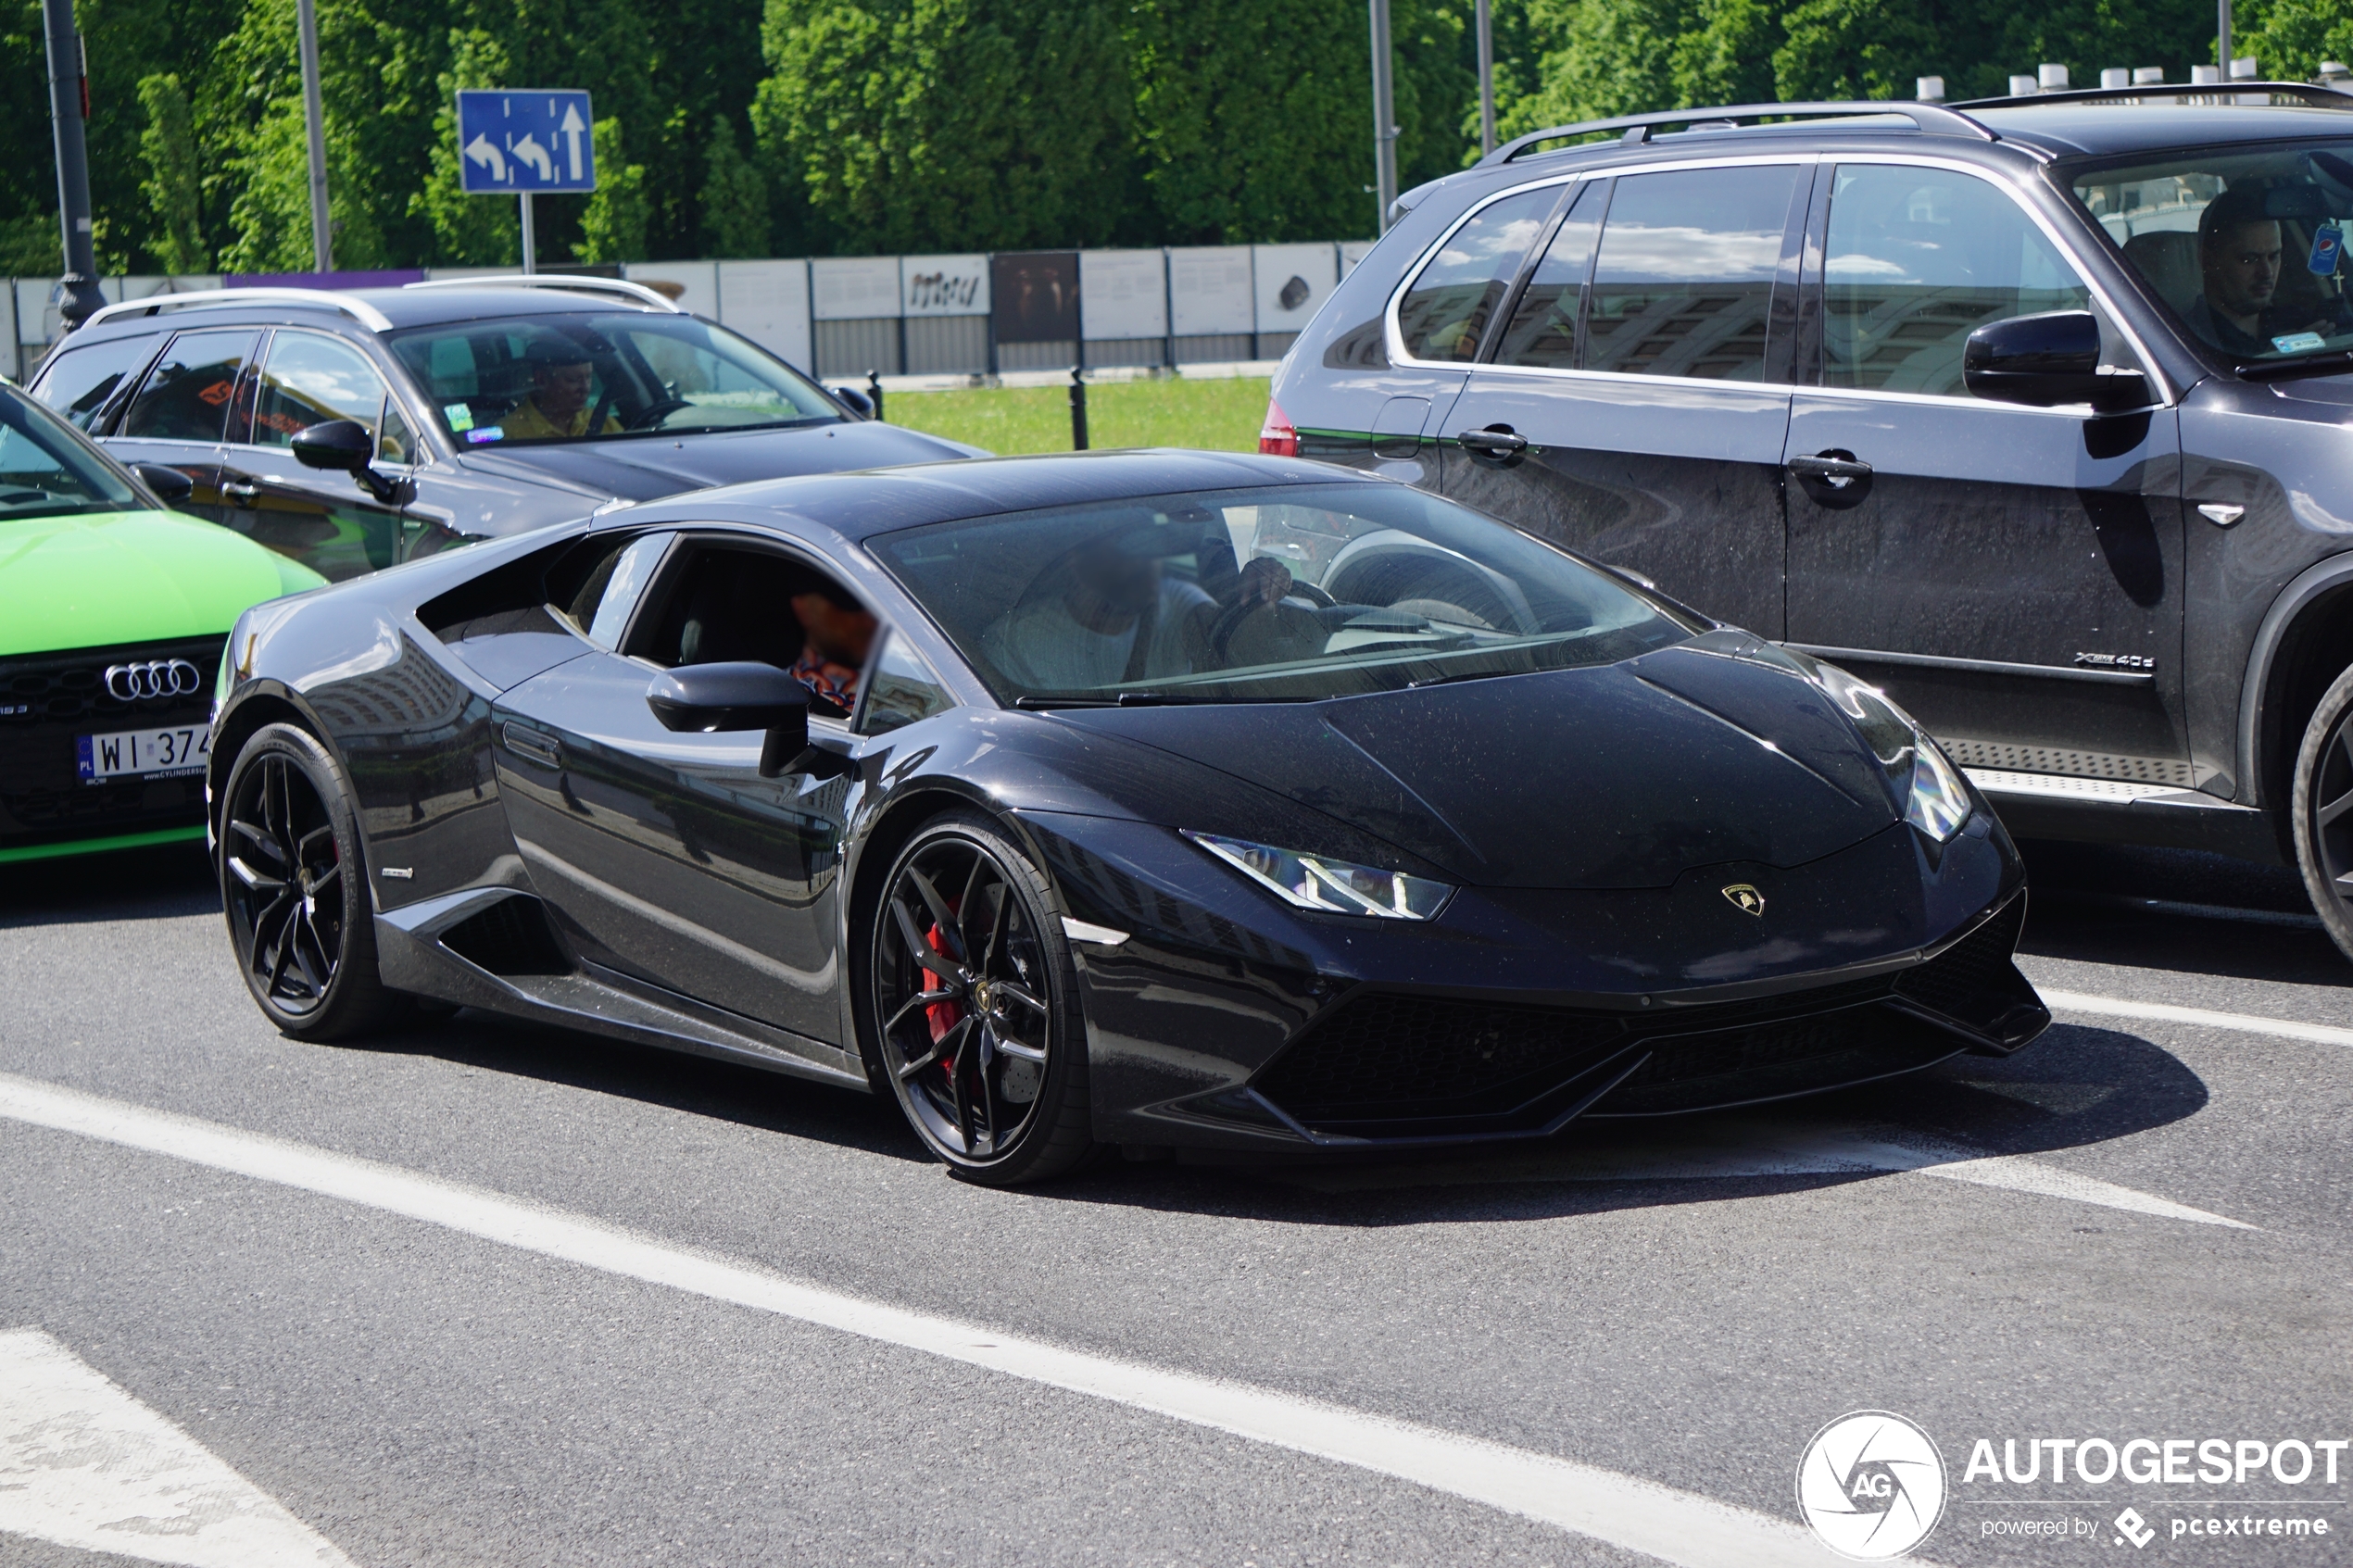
[865,811,1095,1185]
[218,722,401,1040]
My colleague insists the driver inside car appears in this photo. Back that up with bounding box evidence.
[787,578,878,713]
[497,340,624,441]
[982,532,1296,692]
[2189,182,2353,356]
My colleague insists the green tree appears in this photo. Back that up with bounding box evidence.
[410,26,520,268]
[137,74,208,273]
[752,0,1134,254]
[698,114,770,257]
[2241,0,2353,79]
[1772,0,1938,101]
[576,117,648,262]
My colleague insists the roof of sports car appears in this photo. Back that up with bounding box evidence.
[630,449,1360,541]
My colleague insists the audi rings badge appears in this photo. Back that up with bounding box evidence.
[104,659,203,701]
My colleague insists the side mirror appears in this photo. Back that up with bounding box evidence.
[291,418,374,472]
[645,661,812,778]
[292,419,418,508]
[129,461,194,508]
[830,384,873,418]
[1963,311,2111,408]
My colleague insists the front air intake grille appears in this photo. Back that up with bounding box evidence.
[1894,898,2026,1019]
[1252,897,2032,1137]
[439,897,572,976]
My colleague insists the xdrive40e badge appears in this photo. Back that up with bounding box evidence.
[1722,883,1764,915]
[1796,1410,1947,1560]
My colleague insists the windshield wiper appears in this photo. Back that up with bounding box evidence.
[2239,349,2353,383]
[1013,692,1183,709]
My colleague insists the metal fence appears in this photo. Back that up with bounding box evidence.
[8,239,1381,385]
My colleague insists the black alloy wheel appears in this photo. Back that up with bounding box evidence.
[867,812,1093,1184]
[219,723,400,1039]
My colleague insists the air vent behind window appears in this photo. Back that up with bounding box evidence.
[439,896,572,976]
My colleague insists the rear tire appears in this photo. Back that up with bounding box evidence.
[218,722,402,1040]
[863,810,1095,1185]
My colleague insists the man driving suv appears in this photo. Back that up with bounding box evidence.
[2189,182,2353,355]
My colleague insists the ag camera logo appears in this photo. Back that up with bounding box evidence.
[1797,1410,1948,1560]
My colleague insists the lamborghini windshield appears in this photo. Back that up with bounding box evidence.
[2075,141,2353,367]
[874,483,1696,705]
[0,384,142,520]
[387,311,840,446]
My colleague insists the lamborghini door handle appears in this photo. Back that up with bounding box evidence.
[500,722,562,769]
[1456,427,1529,458]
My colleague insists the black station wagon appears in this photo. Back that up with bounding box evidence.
[1265,85,2353,958]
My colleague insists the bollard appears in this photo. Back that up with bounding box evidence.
[1069,367,1088,451]
[867,370,885,422]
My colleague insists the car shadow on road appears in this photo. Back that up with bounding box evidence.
[0,843,219,929]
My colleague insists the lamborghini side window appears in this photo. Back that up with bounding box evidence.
[858,634,955,735]
[561,534,669,647]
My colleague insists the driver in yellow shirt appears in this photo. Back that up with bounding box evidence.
[497,341,623,441]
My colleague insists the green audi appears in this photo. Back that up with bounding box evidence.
[0,380,321,864]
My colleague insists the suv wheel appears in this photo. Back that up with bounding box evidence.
[2291,665,2353,960]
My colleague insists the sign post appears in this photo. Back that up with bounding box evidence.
[455,90,597,275]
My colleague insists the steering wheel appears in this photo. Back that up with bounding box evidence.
[625,398,695,433]
[1207,593,1330,665]
[1288,581,1337,608]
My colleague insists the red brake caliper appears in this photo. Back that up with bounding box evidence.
[924,915,963,1076]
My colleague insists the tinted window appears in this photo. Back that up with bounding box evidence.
[859,634,956,734]
[1397,186,1560,362]
[253,332,390,447]
[1585,166,1799,380]
[0,386,142,518]
[31,333,157,432]
[119,328,259,443]
[1823,165,2092,395]
[1493,184,1603,370]
[873,483,1694,706]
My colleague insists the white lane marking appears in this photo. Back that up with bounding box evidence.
[0,1327,353,1568]
[1293,1118,2256,1228]
[0,1073,1869,1568]
[2039,988,2353,1049]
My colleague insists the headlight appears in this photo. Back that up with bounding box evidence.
[1810,662,1973,844]
[1181,831,1453,920]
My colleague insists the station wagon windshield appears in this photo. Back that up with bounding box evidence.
[387,311,840,445]
[874,483,1696,706]
[2075,140,2353,368]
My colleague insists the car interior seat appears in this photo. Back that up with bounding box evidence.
[2122,231,2202,317]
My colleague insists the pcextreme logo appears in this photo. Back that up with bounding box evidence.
[1796,1410,1949,1561]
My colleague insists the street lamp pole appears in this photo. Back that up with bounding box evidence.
[2218,0,2232,76]
[1368,0,1398,231]
[1476,0,1496,157]
[40,0,102,330]
[296,0,332,273]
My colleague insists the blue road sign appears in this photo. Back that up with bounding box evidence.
[456,90,597,195]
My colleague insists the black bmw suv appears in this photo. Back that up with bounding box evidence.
[1266,85,2353,957]
[26,276,973,584]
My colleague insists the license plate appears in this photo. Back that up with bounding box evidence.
[77,725,210,784]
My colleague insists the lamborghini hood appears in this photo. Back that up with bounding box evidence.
[1059,633,1907,889]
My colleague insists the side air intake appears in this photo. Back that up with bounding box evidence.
[439,896,572,976]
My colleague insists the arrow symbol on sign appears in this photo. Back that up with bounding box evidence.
[463,132,507,182]
[560,103,586,181]
[512,132,553,182]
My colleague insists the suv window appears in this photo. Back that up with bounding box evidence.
[1397,185,1561,362]
[119,328,259,444]
[1493,183,1604,370]
[253,331,391,447]
[1585,165,1800,381]
[30,333,157,432]
[1822,165,2092,395]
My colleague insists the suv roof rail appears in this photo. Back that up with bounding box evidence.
[79,286,395,334]
[403,274,686,313]
[1954,81,2353,110]
[1483,100,1995,165]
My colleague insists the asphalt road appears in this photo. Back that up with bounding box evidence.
[2,836,2348,1567]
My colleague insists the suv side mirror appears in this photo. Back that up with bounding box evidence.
[1963,311,2134,408]
[291,419,418,507]
[646,661,812,777]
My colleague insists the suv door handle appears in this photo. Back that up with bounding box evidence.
[220,480,258,507]
[1456,428,1529,457]
[1787,454,1873,483]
